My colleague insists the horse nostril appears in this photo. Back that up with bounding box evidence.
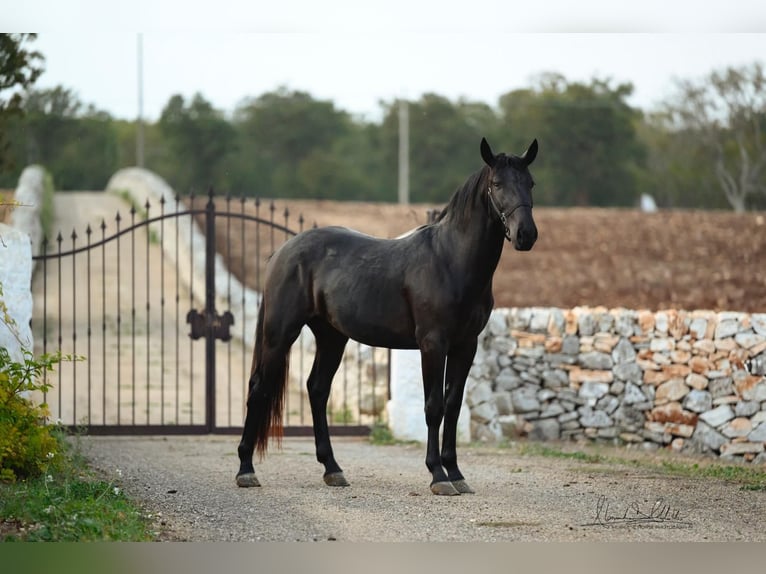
[516,226,537,251]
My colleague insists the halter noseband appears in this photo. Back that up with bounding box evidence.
[487,186,532,242]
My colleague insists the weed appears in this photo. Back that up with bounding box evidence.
[369,423,397,445]
[0,434,154,541]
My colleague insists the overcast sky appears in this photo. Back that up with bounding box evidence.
[6,1,766,122]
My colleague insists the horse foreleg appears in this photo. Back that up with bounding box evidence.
[307,322,349,487]
[441,339,478,494]
[420,342,458,495]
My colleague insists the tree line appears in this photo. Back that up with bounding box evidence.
[1,36,765,210]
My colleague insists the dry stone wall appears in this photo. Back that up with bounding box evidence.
[466,306,766,464]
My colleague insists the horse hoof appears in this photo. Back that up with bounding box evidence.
[451,479,475,494]
[236,473,261,488]
[430,481,460,496]
[323,472,350,487]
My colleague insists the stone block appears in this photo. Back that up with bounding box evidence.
[648,402,697,425]
[747,422,766,442]
[720,417,752,438]
[708,377,733,398]
[561,335,580,355]
[529,308,550,332]
[579,407,612,428]
[497,414,524,438]
[752,314,766,336]
[470,401,498,424]
[493,392,514,416]
[578,381,610,401]
[720,442,764,456]
[735,332,766,349]
[685,373,708,390]
[714,319,739,340]
[596,394,619,415]
[655,378,690,404]
[689,317,708,340]
[612,337,637,364]
[528,418,560,441]
[683,389,712,413]
[699,405,735,428]
[569,368,613,385]
[622,382,647,405]
[650,338,675,353]
[578,351,613,370]
[693,340,717,354]
[467,380,493,406]
[734,401,760,418]
[688,421,727,453]
[510,387,540,413]
[667,424,695,438]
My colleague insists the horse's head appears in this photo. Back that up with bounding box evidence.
[480,137,538,251]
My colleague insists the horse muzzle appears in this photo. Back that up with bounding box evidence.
[512,220,537,251]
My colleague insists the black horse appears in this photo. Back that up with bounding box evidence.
[236,137,538,495]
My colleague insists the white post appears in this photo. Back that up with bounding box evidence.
[0,224,34,362]
[397,99,409,205]
[387,349,471,443]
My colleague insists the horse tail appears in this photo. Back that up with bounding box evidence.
[249,298,290,460]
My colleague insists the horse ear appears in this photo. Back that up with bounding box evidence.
[480,137,496,167]
[522,139,538,166]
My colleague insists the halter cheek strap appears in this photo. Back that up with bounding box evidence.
[487,186,532,242]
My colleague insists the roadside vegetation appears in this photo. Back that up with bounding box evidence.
[0,334,155,541]
[512,441,766,491]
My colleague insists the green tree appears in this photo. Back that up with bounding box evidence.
[499,74,646,207]
[659,62,766,212]
[378,94,499,203]
[635,112,727,209]
[230,87,375,199]
[14,86,118,190]
[158,93,236,193]
[0,33,44,171]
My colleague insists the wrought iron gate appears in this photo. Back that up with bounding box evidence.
[32,189,389,435]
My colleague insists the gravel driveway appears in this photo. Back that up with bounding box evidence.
[80,435,766,542]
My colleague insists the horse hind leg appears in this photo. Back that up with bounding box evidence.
[307,320,349,487]
[236,303,305,488]
[236,341,291,487]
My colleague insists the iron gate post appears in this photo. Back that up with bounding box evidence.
[204,189,217,432]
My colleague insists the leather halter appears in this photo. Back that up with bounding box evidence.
[487,186,532,242]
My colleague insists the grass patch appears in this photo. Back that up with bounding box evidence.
[331,406,355,425]
[656,459,766,490]
[368,422,419,446]
[513,441,766,491]
[516,442,605,464]
[113,189,161,244]
[0,433,155,541]
[369,422,397,445]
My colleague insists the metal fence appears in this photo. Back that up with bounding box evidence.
[32,190,389,435]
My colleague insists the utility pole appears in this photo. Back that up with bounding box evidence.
[397,98,409,205]
[136,33,145,168]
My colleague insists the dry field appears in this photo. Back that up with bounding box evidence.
[195,197,766,314]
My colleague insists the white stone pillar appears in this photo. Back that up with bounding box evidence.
[0,224,34,361]
[387,349,471,443]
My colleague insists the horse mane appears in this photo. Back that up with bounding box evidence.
[434,164,490,229]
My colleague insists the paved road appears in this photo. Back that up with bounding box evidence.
[81,435,766,542]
